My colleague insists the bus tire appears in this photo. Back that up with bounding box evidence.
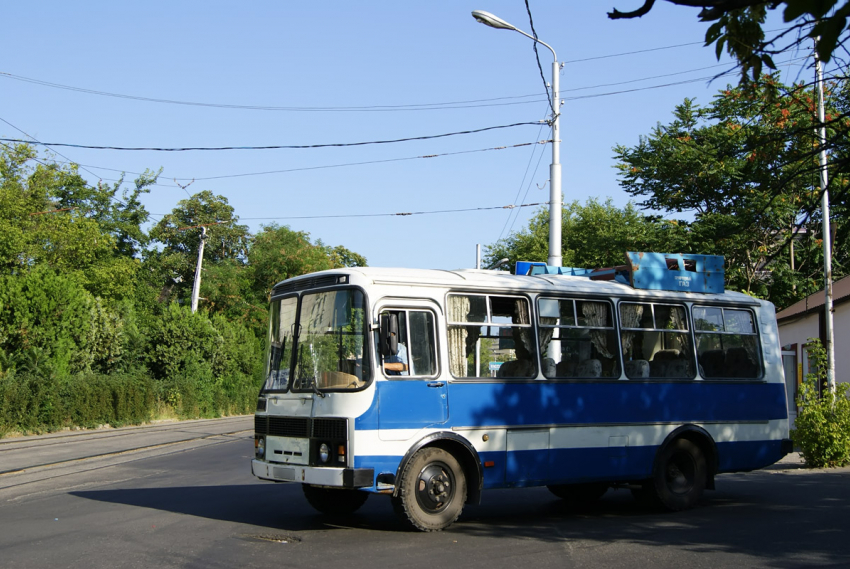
[391,447,467,532]
[650,438,707,511]
[302,485,369,515]
[546,482,608,506]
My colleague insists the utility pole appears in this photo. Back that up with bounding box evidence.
[475,244,481,377]
[191,226,208,314]
[815,39,836,393]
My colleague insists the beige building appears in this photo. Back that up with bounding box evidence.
[775,275,850,426]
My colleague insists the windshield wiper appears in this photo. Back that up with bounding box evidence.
[312,379,326,398]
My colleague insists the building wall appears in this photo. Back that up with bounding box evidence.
[778,304,848,385]
[836,302,850,384]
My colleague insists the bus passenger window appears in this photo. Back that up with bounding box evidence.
[694,307,761,379]
[379,309,437,377]
[620,302,695,379]
[537,298,620,379]
[447,294,535,379]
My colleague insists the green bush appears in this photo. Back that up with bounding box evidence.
[146,304,262,419]
[791,339,850,468]
[0,370,155,436]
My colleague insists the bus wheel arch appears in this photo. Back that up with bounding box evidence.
[660,425,718,490]
[393,432,483,506]
[640,425,716,510]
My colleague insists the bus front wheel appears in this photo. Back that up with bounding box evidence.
[392,447,467,531]
[302,485,369,515]
[645,438,707,511]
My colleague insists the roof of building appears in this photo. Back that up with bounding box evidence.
[776,275,850,323]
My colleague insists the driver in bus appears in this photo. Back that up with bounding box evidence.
[383,342,410,376]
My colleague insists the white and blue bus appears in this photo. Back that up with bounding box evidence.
[251,253,792,531]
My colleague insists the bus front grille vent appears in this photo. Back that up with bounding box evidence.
[273,275,340,296]
[312,418,347,440]
[269,417,311,438]
[254,415,268,435]
[255,416,345,440]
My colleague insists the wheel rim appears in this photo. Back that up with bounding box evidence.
[415,461,455,514]
[666,450,697,495]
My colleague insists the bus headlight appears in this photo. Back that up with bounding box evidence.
[256,437,265,458]
[319,443,330,463]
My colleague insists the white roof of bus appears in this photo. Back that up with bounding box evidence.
[275,266,761,305]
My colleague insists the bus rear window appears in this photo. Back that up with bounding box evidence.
[620,302,695,379]
[694,306,761,379]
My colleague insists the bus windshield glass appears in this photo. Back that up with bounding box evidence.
[263,289,370,393]
[292,289,370,392]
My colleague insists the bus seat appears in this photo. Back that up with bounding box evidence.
[625,359,649,378]
[725,347,758,378]
[664,359,691,378]
[556,360,576,377]
[498,359,535,378]
[700,349,725,378]
[653,349,680,360]
[577,359,602,378]
[650,349,681,377]
[497,360,515,378]
[542,357,556,377]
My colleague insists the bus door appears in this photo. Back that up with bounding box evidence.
[376,303,447,441]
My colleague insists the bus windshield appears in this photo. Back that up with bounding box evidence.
[263,288,370,394]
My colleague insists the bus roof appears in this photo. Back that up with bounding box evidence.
[272,266,762,306]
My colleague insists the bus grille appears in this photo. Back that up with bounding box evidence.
[273,275,340,296]
[255,416,346,440]
[312,418,347,440]
[268,417,311,438]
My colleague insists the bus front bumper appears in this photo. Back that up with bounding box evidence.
[252,460,374,488]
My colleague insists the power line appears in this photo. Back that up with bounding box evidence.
[499,108,549,242]
[46,141,547,185]
[0,71,546,112]
[0,116,103,181]
[0,121,541,152]
[559,27,788,65]
[238,201,550,221]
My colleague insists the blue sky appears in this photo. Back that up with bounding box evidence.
[3,2,812,270]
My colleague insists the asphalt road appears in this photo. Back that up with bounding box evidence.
[1,418,849,569]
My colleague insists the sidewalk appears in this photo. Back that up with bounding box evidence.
[0,415,252,476]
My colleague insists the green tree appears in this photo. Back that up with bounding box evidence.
[148,191,251,305]
[247,224,366,303]
[608,1,849,81]
[484,198,678,271]
[149,190,249,263]
[613,77,848,305]
[0,143,151,300]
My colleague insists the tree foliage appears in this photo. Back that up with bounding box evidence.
[614,76,848,306]
[0,144,366,434]
[608,1,850,81]
[485,198,679,270]
[791,338,850,468]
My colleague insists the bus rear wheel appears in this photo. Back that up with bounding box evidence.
[644,438,707,511]
[547,482,608,506]
[302,485,369,515]
[392,447,467,532]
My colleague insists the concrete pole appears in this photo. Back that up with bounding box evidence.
[815,42,836,392]
[475,244,481,377]
[190,226,207,314]
[548,59,562,267]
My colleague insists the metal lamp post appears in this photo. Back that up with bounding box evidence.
[472,10,562,267]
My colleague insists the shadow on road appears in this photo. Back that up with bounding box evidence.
[71,469,850,566]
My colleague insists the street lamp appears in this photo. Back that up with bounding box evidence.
[472,10,562,267]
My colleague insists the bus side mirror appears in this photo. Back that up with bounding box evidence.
[379,313,399,357]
